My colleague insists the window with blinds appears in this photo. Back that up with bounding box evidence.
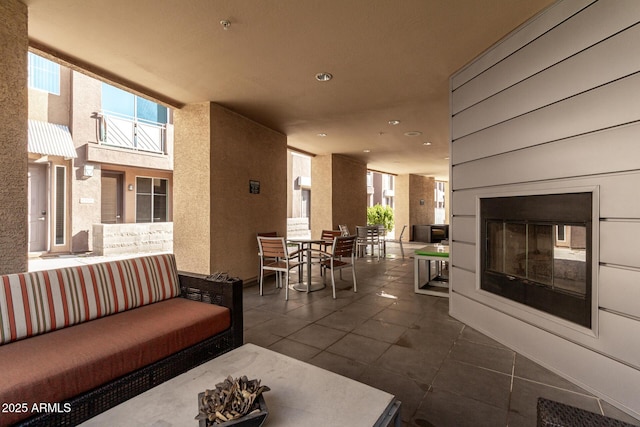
[136,177,168,223]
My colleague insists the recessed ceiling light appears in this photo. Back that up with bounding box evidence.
[388,120,401,125]
[315,72,333,82]
[404,131,422,137]
[363,149,371,153]
[317,133,327,137]
[423,142,432,146]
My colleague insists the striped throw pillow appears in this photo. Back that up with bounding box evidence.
[0,254,180,345]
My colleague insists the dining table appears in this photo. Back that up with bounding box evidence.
[286,238,326,292]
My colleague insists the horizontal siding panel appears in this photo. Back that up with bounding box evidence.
[452,0,640,114]
[451,216,476,243]
[452,171,640,219]
[452,190,477,216]
[599,172,640,219]
[452,0,594,90]
[453,73,640,166]
[597,310,640,369]
[452,122,640,190]
[599,265,640,318]
[453,23,640,139]
[450,266,476,296]
[451,241,475,272]
[600,221,640,268]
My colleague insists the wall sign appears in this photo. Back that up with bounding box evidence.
[249,180,260,194]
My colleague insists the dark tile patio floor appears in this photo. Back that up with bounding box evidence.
[243,242,640,426]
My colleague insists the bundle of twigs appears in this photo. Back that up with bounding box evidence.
[196,375,270,424]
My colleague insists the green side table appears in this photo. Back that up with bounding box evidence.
[414,245,449,297]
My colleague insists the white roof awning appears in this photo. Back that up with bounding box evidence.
[28,119,77,158]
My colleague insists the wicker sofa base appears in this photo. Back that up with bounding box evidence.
[537,398,636,427]
[18,328,234,426]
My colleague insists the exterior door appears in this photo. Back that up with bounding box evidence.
[101,172,123,223]
[28,164,48,252]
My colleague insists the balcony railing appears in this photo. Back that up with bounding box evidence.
[97,111,166,154]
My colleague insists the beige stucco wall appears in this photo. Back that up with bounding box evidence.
[69,72,102,252]
[0,0,28,274]
[390,174,436,240]
[173,102,212,274]
[331,154,367,232]
[174,103,287,280]
[210,104,287,280]
[310,154,333,236]
[409,174,436,235]
[310,154,366,237]
[394,174,410,236]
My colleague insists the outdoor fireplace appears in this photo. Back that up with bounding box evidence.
[480,192,593,328]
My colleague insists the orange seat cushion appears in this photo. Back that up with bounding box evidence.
[0,297,230,426]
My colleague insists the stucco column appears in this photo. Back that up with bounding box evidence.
[0,0,28,274]
[394,174,410,237]
[174,103,287,281]
[173,103,213,275]
[311,154,367,238]
[389,174,438,241]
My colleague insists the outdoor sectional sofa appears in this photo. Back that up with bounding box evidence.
[0,253,242,426]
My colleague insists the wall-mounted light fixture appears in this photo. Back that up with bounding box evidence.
[315,72,333,82]
[82,164,94,179]
[128,184,134,191]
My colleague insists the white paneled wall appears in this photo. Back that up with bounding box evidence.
[449,0,640,418]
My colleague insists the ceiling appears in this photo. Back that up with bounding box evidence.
[24,0,555,180]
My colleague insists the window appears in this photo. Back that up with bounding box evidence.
[28,52,60,95]
[102,83,168,124]
[136,177,168,223]
[54,166,66,245]
[556,225,567,242]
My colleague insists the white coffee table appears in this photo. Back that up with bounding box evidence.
[81,343,401,426]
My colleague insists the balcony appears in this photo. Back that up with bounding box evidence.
[87,112,172,171]
[98,111,166,154]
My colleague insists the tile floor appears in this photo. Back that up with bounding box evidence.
[243,242,640,427]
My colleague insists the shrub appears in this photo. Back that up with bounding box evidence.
[367,204,394,232]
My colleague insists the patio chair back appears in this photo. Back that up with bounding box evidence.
[333,234,357,258]
[356,225,381,260]
[256,236,301,300]
[257,236,288,258]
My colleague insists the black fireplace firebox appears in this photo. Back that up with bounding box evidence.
[480,192,593,328]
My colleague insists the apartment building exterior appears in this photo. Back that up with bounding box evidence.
[27,53,173,256]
